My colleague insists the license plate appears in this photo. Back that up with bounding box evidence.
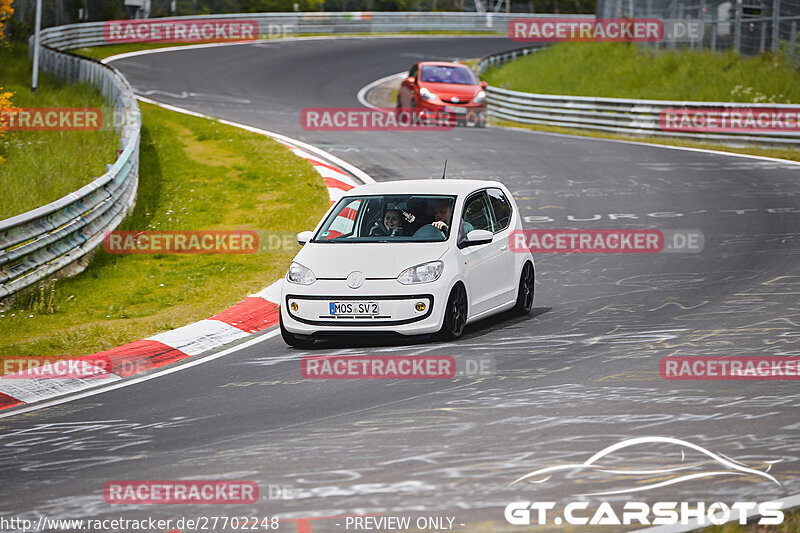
[445,106,468,115]
[329,302,379,315]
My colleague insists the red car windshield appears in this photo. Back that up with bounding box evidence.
[420,65,477,85]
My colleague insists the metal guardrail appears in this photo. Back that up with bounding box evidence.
[34,12,556,50]
[0,43,140,301]
[475,46,800,147]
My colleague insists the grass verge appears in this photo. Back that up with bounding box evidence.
[0,101,327,356]
[0,43,119,220]
[696,508,800,532]
[481,42,800,103]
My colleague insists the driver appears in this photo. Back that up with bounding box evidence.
[428,199,473,236]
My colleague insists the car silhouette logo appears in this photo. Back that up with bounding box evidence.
[509,436,782,496]
[346,271,365,289]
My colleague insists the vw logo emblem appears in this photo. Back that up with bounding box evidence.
[346,271,365,289]
[451,96,459,103]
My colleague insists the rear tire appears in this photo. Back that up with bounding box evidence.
[513,262,535,315]
[438,283,468,340]
[280,312,315,349]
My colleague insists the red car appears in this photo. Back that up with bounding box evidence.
[397,61,487,127]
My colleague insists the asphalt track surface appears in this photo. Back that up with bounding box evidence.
[3,37,800,532]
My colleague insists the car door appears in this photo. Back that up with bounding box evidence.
[399,64,418,108]
[458,191,508,318]
[487,187,516,299]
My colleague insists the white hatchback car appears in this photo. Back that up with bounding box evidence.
[279,179,535,347]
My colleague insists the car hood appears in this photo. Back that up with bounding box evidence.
[420,82,480,102]
[294,242,449,278]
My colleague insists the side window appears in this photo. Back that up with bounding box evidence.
[487,188,512,232]
[461,193,493,238]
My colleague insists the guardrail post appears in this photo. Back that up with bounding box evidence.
[711,19,717,51]
[698,0,705,50]
[771,0,780,53]
[760,18,767,52]
[734,0,742,53]
[791,20,797,57]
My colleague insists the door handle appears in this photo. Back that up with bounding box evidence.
[500,245,508,251]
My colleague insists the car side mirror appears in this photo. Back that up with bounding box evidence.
[406,76,416,85]
[480,81,488,89]
[296,231,313,245]
[464,229,493,247]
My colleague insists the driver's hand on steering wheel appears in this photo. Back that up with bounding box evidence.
[432,221,448,231]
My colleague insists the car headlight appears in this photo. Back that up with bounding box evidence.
[473,90,486,104]
[397,261,444,285]
[286,262,316,285]
[420,87,436,101]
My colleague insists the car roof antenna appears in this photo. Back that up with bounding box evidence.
[441,159,448,179]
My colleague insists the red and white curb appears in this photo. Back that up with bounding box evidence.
[0,99,372,413]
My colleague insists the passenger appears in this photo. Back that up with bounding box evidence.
[370,209,408,236]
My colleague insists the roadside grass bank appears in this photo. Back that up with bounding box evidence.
[0,101,327,356]
[0,43,119,220]
[481,42,800,103]
[491,118,800,163]
[698,508,800,532]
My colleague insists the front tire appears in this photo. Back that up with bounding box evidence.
[513,262,535,315]
[280,312,315,349]
[438,283,467,340]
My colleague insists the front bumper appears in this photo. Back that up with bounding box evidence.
[281,278,450,336]
[417,101,487,126]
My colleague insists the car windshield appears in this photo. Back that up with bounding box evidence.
[420,65,477,85]
[312,194,456,243]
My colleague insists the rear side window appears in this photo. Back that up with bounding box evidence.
[487,188,512,231]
